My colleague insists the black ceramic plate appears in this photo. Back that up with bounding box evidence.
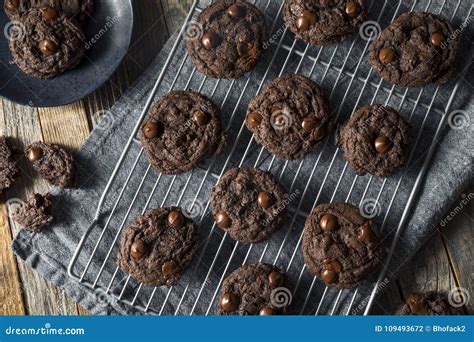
[0,0,133,107]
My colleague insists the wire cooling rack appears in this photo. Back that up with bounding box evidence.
[67,0,473,315]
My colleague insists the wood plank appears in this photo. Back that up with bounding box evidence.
[439,184,474,314]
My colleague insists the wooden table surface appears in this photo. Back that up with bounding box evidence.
[0,0,472,315]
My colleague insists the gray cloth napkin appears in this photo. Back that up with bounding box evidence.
[12,0,474,315]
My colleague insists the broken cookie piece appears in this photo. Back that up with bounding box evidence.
[0,136,19,193]
[12,193,54,232]
[25,141,75,188]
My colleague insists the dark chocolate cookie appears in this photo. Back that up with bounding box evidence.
[396,292,462,315]
[0,136,19,193]
[302,202,385,289]
[25,141,75,188]
[12,193,54,232]
[186,1,267,78]
[368,12,459,87]
[9,7,86,79]
[4,0,94,24]
[140,90,226,175]
[336,105,410,177]
[218,262,291,315]
[117,207,199,287]
[210,167,287,244]
[246,74,331,160]
[283,0,365,45]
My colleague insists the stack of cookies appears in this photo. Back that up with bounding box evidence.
[4,0,94,79]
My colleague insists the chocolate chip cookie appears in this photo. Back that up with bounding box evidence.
[12,193,54,232]
[0,136,19,193]
[302,202,385,289]
[283,0,366,45]
[210,167,287,244]
[25,141,75,188]
[9,7,86,79]
[396,292,462,315]
[336,105,410,177]
[140,90,227,175]
[117,207,199,287]
[4,0,94,24]
[218,262,291,315]
[186,1,267,78]
[368,12,459,87]
[246,74,331,160]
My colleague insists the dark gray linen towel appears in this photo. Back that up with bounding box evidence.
[11,0,474,315]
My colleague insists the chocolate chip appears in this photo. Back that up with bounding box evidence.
[27,147,43,162]
[162,260,178,277]
[227,4,245,18]
[168,210,185,228]
[259,307,275,315]
[193,111,209,126]
[202,32,221,50]
[215,210,231,228]
[430,32,446,47]
[258,191,274,209]
[246,111,262,128]
[321,269,337,283]
[374,136,392,154]
[268,270,284,287]
[131,240,148,259]
[38,39,58,56]
[312,124,326,141]
[379,47,396,64]
[296,10,317,32]
[40,6,60,22]
[319,213,338,232]
[345,2,361,18]
[302,116,318,134]
[6,0,19,11]
[358,222,374,244]
[143,121,164,139]
[237,42,251,57]
[221,292,240,312]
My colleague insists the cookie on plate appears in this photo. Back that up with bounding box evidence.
[302,202,385,289]
[246,74,332,160]
[117,207,199,287]
[396,292,462,315]
[218,262,291,315]
[283,0,366,45]
[336,105,410,177]
[140,90,226,175]
[12,193,54,232]
[9,7,86,79]
[4,0,94,24]
[368,12,459,87]
[186,1,267,78]
[25,141,75,188]
[210,167,287,244]
[0,136,19,193]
